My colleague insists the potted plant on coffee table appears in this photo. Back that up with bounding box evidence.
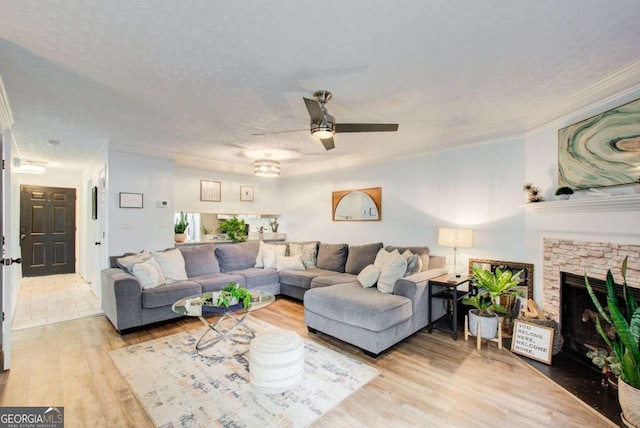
[174,211,189,243]
[201,282,252,312]
[463,266,525,339]
[585,257,640,427]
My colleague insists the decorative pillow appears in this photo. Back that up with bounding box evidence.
[385,246,430,272]
[179,244,220,277]
[377,250,408,294]
[215,241,260,272]
[151,249,188,284]
[276,254,306,271]
[357,264,382,288]
[316,243,349,272]
[402,249,423,277]
[373,248,390,269]
[289,242,318,268]
[345,242,384,274]
[132,257,165,289]
[255,242,287,269]
[117,251,151,273]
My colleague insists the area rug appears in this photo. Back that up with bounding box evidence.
[109,318,379,427]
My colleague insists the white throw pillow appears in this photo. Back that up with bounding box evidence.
[289,242,318,268]
[373,248,390,269]
[276,254,306,271]
[117,251,151,273]
[402,249,423,277]
[377,250,408,294]
[151,249,188,284]
[132,257,165,289]
[357,264,382,288]
[255,242,286,269]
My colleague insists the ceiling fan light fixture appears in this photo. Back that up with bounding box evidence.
[254,159,281,177]
[311,123,335,140]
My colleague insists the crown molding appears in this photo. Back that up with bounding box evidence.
[0,76,14,128]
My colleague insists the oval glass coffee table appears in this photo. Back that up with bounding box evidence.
[172,290,275,357]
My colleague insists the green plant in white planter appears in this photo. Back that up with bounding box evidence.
[174,211,189,243]
[463,266,524,339]
[202,282,252,308]
[585,257,640,425]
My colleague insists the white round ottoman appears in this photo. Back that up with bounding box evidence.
[249,329,304,394]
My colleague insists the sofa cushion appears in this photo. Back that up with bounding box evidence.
[132,257,165,289]
[316,243,348,272]
[151,249,188,284]
[402,250,422,277]
[377,250,407,294]
[141,280,201,309]
[385,246,430,271]
[255,242,287,269]
[311,273,358,289]
[190,273,245,292]
[215,241,260,272]
[116,251,151,273]
[304,283,413,332]
[179,244,220,277]
[279,268,340,290]
[288,242,319,268]
[345,242,383,275]
[357,264,381,288]
[276,254,305,271]
[229,268,280,288]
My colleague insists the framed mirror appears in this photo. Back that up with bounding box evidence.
[468,258,534,300]
[332,187,381,221]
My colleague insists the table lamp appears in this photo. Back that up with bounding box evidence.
[438,227,473,279]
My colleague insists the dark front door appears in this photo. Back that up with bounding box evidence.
[20,185,76,277]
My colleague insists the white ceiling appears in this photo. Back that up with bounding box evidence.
[1,1,640,176]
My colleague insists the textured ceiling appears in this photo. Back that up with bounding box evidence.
[1,1,640,176]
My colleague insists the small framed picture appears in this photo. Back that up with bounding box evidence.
[119,192,143,208]
[201,180,221,202]
[240,186,254,202]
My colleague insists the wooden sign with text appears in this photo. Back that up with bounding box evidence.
[510,319,554,364]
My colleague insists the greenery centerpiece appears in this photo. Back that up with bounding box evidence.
[202,282,252,309]
[463,266,524,338]
[174,211,189,243]
[220,216,247,242]
[584,257,640,425]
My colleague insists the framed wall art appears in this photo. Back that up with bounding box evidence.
[240,186,254,202]
[119,192,143,208]
[558,97,640,190]
[200,180,221,202]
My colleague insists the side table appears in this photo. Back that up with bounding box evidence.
[427,274,472,340]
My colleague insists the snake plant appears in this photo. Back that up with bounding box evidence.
[585,256,640,388]
[174,211,189,234]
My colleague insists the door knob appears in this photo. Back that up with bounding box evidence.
[2,258,21,266]
[20,234,26,240]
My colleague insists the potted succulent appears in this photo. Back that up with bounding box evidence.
[220,216,247,242]
[585,257,640,426]
[555,186,574,200]
[174,211,189,243]
[463,266,525,339]
[202,282,252,310]
[202,224,214,241]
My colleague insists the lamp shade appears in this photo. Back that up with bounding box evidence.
[254,159,280,177]
[438,228,473,248]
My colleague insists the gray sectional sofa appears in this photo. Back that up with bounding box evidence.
[101,240,447,356]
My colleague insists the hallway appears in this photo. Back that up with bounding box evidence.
[11,274,102,331]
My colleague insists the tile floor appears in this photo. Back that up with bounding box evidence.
[11,273,102,331]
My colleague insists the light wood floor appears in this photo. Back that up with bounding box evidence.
[0,297,614,428]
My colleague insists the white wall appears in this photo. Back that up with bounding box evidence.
[281,138,527,270]
[107,151,175,256]
[174,166,282,215]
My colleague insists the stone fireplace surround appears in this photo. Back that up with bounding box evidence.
[542,238,640,321]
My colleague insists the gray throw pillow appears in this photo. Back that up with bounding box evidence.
[179,244,220,277]
[215,241,260,272]
[316,243,349,272]
[345,242,384,274]
[385,246,430,272]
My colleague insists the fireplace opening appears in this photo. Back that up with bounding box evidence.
[560,271,640,364]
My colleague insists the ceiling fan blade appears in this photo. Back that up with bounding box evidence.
[335,123,399,133]
[251,129,306,136]
[303,97,326,123]
[320,137,335,151]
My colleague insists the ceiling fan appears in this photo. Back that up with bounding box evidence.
[252,90,399,150]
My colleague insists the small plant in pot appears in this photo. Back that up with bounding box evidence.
[585,256,640,426]
[463,266,525,339]
[219,216,247,243]
[174,211,189,243]
[202,282,252,309]
[555,186,574,200]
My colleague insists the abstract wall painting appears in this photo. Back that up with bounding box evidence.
[558,97,640,190]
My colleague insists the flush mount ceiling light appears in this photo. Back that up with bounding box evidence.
[254,158,281,177]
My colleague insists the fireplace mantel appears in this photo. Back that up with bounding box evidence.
[520,193,640,213]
